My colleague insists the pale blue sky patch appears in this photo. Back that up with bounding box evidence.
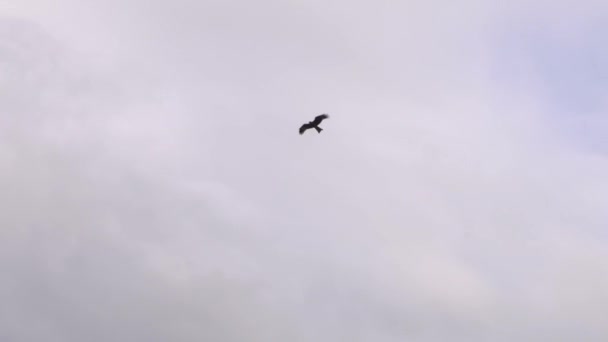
[488,20,608,152]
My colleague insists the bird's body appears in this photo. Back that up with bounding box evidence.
[299,114,329,135]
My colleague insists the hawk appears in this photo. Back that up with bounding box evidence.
[299,114,329,135]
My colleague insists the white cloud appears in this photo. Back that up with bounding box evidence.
[1,0,607,341]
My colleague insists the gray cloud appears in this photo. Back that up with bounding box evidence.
[1,1,607,341]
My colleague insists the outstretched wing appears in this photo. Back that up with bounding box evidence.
[311,113,329,125]
[299,123,311,134]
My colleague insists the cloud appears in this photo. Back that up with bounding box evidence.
[1,0,607,341]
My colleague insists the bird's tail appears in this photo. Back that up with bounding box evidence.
[314,126,323,133]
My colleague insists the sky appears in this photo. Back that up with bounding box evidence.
[1,0,607,341]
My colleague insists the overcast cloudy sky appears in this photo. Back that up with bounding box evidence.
[1,0,607,341]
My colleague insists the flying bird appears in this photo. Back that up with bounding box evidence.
[299,114,329,135]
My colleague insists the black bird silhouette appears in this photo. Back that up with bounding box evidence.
[299,114,329,135]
